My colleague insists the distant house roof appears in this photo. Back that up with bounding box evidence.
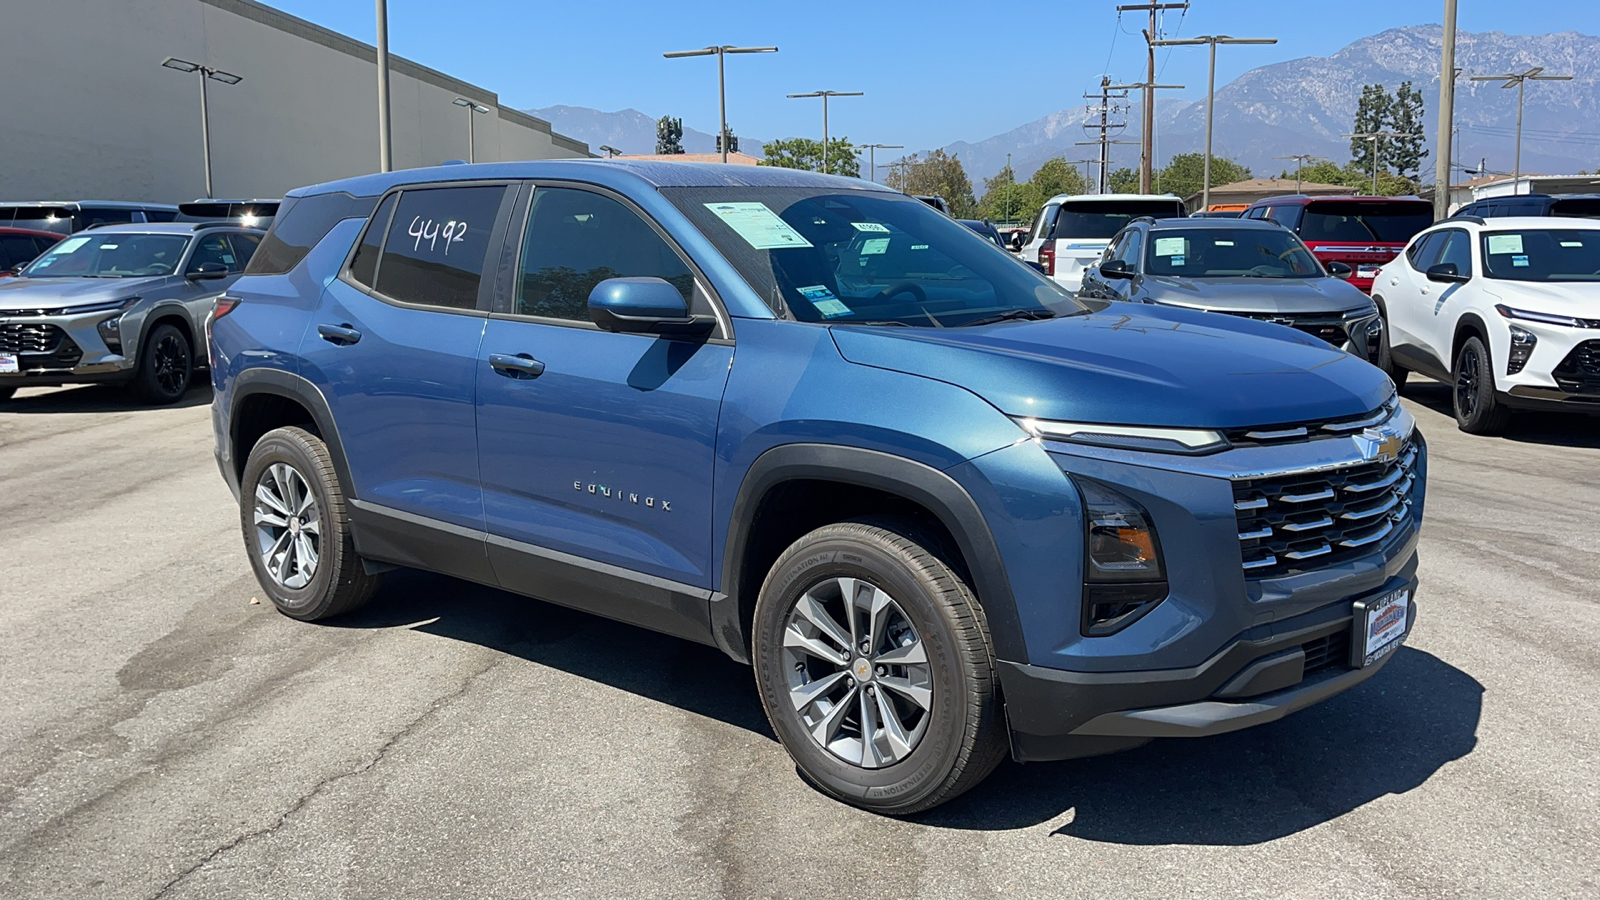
[613,152,765,166]
[1185,178,1353,209]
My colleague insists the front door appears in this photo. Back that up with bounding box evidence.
[475,184,734,640]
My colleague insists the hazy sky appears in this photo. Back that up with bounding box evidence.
[267,0,1596,152]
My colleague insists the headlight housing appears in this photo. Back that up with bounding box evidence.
[55,297,140,316]
[1494,304,1594,329]
[1017,417,1228,455]
[1074,478,1168,636]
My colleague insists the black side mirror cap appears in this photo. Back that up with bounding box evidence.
[1100,259,1137,279]
[187,262,230,280]
[587,276,714,336]
[1326,260,1355,279]
[1425,263,1471,284]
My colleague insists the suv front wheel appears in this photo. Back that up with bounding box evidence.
[752,518,1008,815]
[134,321,193,405]
[240,426,382,620]
[1452,335,1513,435]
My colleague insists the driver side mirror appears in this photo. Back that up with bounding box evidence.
[1326,260,1354,279]
[1425,262,1470,284]
[588,277,714,336]
[187,261,230,281]
[1100,258,1137,280]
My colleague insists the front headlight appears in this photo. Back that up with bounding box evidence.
[1016,417,1229,455]
[1074,478,1168,636]
[1494,304,1591,329]
[54,296,140,316]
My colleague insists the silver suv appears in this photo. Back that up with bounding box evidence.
[0,222,261,404]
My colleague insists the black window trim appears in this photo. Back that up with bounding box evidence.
[1406,229,1444,272]
[489,178,734,343]
[337,178,520,318]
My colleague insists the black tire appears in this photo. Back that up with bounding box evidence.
[134,321,193,405]
[240,426,381,621]
[752,517,1007,815]
[1452,335,1513,435]
[1373,304,1408,392]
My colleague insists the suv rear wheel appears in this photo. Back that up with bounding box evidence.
[134,322,192,405]
[752,518,1007,815]
[240,426,381,620]
[1453,335,1513,435]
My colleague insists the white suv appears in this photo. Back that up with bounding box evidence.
[1373,216,1600,433]
[1020,193,1186,292]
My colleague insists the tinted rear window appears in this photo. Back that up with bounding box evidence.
[245,192,377,276]
[1300,201,1433,243]
[1050,200,1186,239]
[372,185,506,310]
[1551,197,1600,219]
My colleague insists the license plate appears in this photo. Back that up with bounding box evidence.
[0,352,17,374]
[1351,588,1410,667]
[1357,265,1382,279]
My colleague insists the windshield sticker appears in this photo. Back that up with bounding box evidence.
[1171,255,1186,267]
[850,222,890,233]
[1561,241,1584,248]
[859,237,890,255]
[910,244,929,250]
[1154,237,1186,257]
[52,237,89,254]
[97,244,119,250]
[703,202,813,250]
[1214,240,1235,247]
[1486,234,1524,255]
[798,285,852,318]
[1512,254,1530,267]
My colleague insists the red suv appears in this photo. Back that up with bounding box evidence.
[0,227,63,277]
[1241,195,1434,293]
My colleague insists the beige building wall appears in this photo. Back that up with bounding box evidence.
[0,0,589,204]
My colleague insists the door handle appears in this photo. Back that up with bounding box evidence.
[488,352,545,379]
[317,323,362,346]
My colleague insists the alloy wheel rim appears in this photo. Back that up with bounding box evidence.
[1456,348,1480,417]
[153,334,188,396]
[253,462,321,590]
[781,576,933,769]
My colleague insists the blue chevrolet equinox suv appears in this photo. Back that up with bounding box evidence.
[211,161,1426,814]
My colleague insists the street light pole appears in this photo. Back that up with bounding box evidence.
[1471,67,1572,189]
[375,0,392,172]
[1153,35,1276,211]
[1274,154,1321,193]
[787,90,864,174]
[858,144,902,182]
[1435,0,1458,219]
[452,98,490,163]
[161,57,242,199]
[663,45,778,163]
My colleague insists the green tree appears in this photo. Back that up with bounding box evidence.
[759,137,860,177]
[1030,156,1087,199]
[890,149,978,217]
[1154,153,1251,200]
[1388,82,1428,184]
[977,163,1032,222]
[655,115,684,155]
[1350,84,1392,174]
[1286,160,1414,196]
[1108,167,1140,194]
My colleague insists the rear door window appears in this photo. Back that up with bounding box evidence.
[373,185,507,311]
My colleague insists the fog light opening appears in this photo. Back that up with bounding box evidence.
[1507,326,1536,375]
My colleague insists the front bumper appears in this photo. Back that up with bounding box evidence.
[0,311,136,386]
[1000,575,1418,761]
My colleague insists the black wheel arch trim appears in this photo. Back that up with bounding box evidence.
[716,443,1024,665]
[228,368,355,500]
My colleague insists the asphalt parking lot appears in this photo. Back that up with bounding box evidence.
[1,380,1597,900]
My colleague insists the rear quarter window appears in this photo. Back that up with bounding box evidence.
[245,192,378,276]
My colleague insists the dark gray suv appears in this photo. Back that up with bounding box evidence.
[0,222,262,403]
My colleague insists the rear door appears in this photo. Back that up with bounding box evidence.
[1383,229,1447,370]
[474,182,733,641]
[1416,229,1477,367]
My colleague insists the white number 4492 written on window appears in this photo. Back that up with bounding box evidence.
[408,216,468,255]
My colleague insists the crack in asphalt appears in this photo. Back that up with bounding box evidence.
[143,653,501,900]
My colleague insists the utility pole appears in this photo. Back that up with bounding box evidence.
[1118,2,1189,192]
[1107,80,1185,191]
[375,0,392,172]
[1274,154,1321,193]
[663,45,779,164]
[1153,35,1276,211]
[786,90,864,174]
[451,97,489,163]
[1470,66,1572,190]
[1435,0,1458,220]
[1344,131,1424,195]
[1075,76,1131,193]
[857,144,902,182]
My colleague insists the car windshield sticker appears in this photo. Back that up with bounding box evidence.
[1486,234,1524,255]
[850,222,890,233]
[1214,240,1235,247]
[1512,254,1530,267]
[798,285,852,318]
[1561,240,1584,248]
[702,202,813,250]
[51,237,89,255]
[860,237,890,255]
[1154,237,1186,257]
[1171,255,1186,266]
[910,244,929,250]
[98,244,119,250]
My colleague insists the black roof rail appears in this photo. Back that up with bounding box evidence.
[1444,214,1486,225]
[1129,215,1157,226]
[189,220,244,230]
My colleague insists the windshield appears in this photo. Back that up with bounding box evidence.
[1145,228,1323,278]
[664,187,1090,327]
[1481,229,1600,282]
[1301,202,1432,244]
[1052,200,1186,239]
[21,233,190,278]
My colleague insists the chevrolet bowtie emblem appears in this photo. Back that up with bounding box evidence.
[1354,426,1404,463]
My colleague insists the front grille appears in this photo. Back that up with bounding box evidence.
[1223,396,1400,447]
[1553,340,1600,396]
[1301,628,1350,675]
[1233,441,1419,578]
[0,322,66,354]
[1221,311,1350,346]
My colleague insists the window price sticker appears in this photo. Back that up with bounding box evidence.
[798,285,852,318]
[1154,237,1186,257]
[703,202,814,250]
[1486,234,1524,255]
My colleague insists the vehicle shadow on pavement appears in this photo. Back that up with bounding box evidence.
[1402,381,1600,448]
[0,381,213,413]
[919,647,1483,842]
[326,569,774,737]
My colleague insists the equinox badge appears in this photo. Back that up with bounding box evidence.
[575,481,671,511]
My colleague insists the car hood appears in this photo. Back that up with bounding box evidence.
[1483,280,1600,318]
[1143,275,1373,314]
[0,276,164,311]
[830,302,1391,428]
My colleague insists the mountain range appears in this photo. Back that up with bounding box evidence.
[530,25,1599,187]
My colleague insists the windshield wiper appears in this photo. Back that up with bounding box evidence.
[846,319,913,327]
[959,308,1058,327]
